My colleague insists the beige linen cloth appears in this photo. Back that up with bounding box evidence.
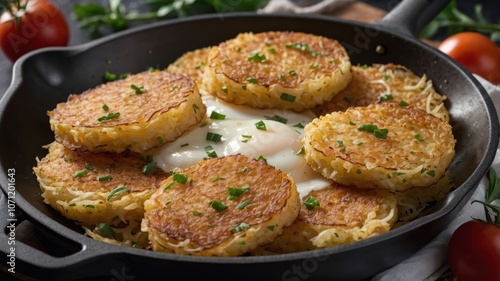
[260,1,500,280]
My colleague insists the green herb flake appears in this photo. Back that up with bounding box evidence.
[280,93,296,103]
[248,52,267,62]
[193,103,200,113]
[181,143,189,147]
[255,121,267,131]
[296,146,305,155]
[193,210,202,216]
[257,155,267,162]
[98,175,113,181]
[102,104,109,111]
[267,225,275,231]
[293,123,305,129]
[374,129,389,139]
[131,84,145,94]
[210,111,226,120]
[142,161,158,175]
[426,170,436,177]
[288,69,298,76]
[204,145,218,158]
[73,170,89,178]
[265,115,288,124]
[242,84,247,90]
[84,164,97,172]
[304,196,320,210]
[383,74,391,80]
[98,112,120,123]
[358,124,378,132]
[230,222,250,233]
[221,85,228,93]
[246,77,258,84]
[337,140,344,146]
[414,134,424,142]
[213,175,220,182]
[95,223,115,238]
[104,71,117,82]
[278,73,285,79]
[172,173,188,184]
[269,48,277,54]
[209,200,228,212]
[206,132,223,142]
[399,100,409,106]
[106,185,130,201]
[237,200,251,210]
[310,64,319,69]
[356,169,362,174]
[228,184,250,200]
[379,94,394,101]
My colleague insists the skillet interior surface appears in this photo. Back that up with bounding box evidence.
[0,13,498,281]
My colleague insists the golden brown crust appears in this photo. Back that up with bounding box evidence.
[142,154,300,256]
[49,71,206,154]
[317,64,449,122]
[33,142,170,225]
[202,31,352,111]
[303,102,456,192]
[255,182,397,254]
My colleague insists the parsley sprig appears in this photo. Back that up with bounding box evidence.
[421,0,500,42]
[73,0,268,38]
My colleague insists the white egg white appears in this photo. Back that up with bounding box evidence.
[153,95,331,199]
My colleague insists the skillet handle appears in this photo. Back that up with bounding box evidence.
[377,0,450,37]
[0,191,126,280]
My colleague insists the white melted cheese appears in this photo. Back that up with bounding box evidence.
[153,95,332,199]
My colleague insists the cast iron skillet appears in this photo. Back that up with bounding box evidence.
[0,0,498,280]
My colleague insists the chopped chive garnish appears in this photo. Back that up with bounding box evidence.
[193,210,202,216]
[304,196,320,210]
[293,123,305,129]
[399,100,409,106]
[358,124,378,132]
[131,84,145,94]
[426,170,436,177]
[221,85,228,93]
[265,115,288,124]
[246,77,258,84]
[237,200,251,210]
[267,225,275,231]
[280,93,296,103]
[181,143,189,147]
[248,52,267,62]
[142,161,157,175]
[296,146,305,155]
[156,136,164,144]
[288,69,297,76]
[278,73,285,79]
[269,48,277,54]
[379,94,393,101]
[356,169,362,174]
[106,185,130,201]
[310,64,319,69]
[204,145,218,158]
[98,112,120,123]
[414,134,424,142]
[206,132,223,142]
[257,155,267,162]
[95,223,115,238]
[255,121,266,130]
[98,175,113,181]
[83,204,95,208]
[193,104,200,113]
[337,140,344,146]
[73,170,88,178]
[84,164,97,172]
[213,175,220,182]
[242,84,247,90]
[69,203,76,207]
[383,74,391,80]
[104,71,116,82]
[209,200,228,212]
[210,111,226,120]
[172,173,188,184]
[102,104,109,111]
[228,184,250,200]
[285,42,311,52]
[231,222,250,233]
[374,129,389,139]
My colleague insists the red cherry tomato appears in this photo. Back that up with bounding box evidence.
[0,0,69,62]
[448,220,500,281]
[438,32,500,84]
